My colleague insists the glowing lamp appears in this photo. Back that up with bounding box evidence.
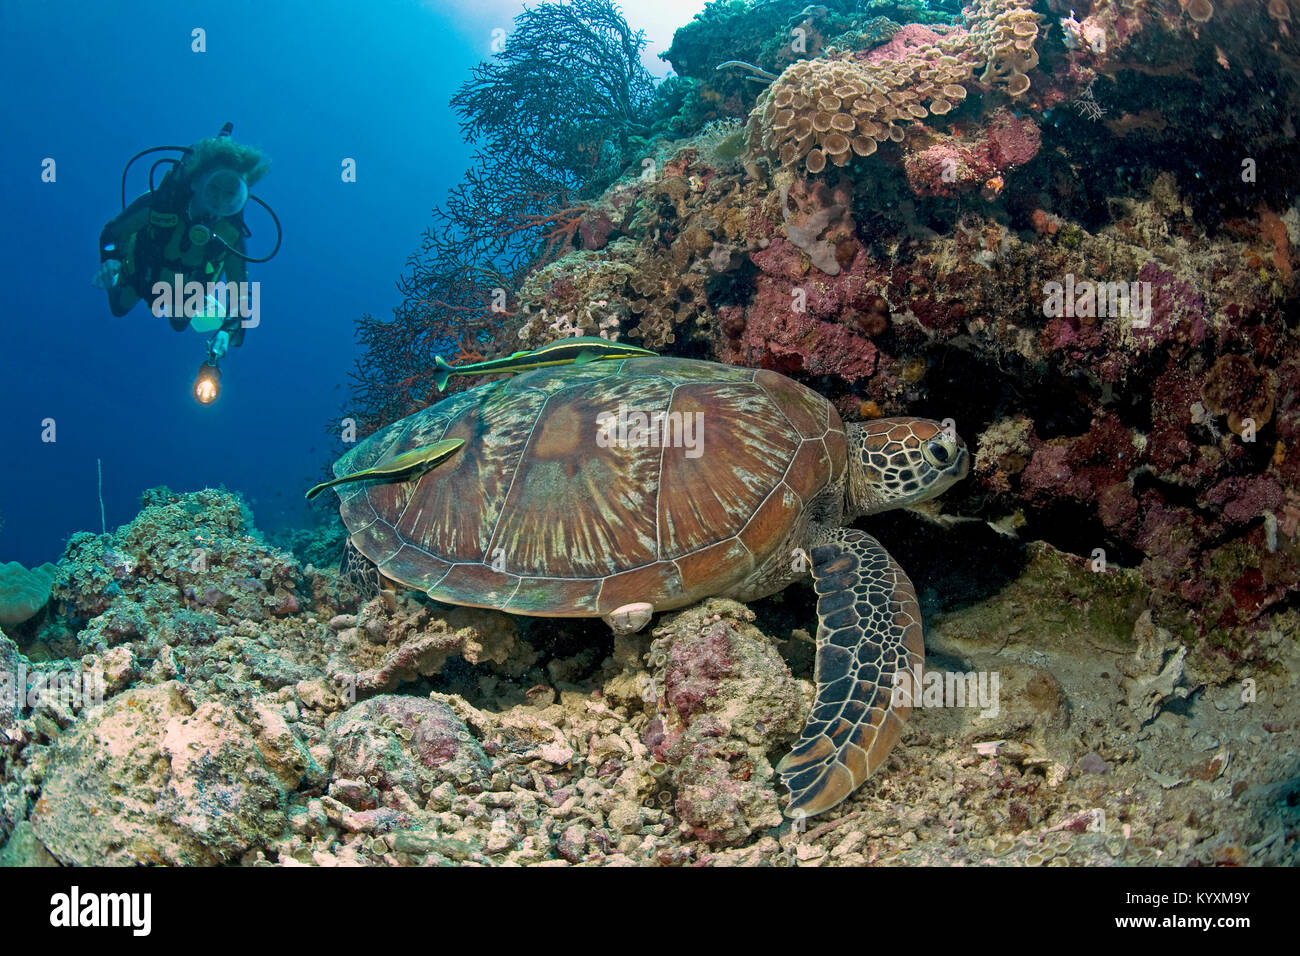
[194,362,222,405]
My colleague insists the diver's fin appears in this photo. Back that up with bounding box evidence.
[432,355,454,392]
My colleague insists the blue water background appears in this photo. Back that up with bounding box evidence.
[0,0,691,566]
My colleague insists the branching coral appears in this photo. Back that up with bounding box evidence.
[350,212,510,433]
[478,190,591,267]
[348,0,655,434]
[450,0,656,198]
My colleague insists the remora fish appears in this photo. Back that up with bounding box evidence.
[305,438,464,500]
[432,336,656,392]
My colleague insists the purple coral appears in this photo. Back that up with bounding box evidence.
[665,622,734,718]
[1131,262,1209,352]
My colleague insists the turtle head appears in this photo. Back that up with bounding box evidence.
[845,418,968,517]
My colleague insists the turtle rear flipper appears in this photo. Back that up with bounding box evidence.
[340,537,395,599]
[778,526,924,819]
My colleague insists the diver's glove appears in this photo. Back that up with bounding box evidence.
[93,259,122,289]
[209,330,230,360]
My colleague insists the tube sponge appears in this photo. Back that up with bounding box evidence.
[0,562,57,627]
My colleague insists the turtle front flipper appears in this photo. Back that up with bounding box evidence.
[778,525,924,819]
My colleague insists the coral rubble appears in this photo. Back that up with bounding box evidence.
[3,491,1296,866]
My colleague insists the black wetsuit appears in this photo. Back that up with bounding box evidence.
[98,171,248,346]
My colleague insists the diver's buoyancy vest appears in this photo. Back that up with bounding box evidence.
[159,216,242,279]
[136,172,243,282]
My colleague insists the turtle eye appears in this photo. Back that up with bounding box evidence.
[922,436,956,467]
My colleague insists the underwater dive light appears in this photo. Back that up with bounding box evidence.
[194,362,222,405]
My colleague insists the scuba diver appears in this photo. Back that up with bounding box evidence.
[94,123,282,404]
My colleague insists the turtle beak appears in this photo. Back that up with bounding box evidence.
[955,444,970,480]
[194,361,221,405]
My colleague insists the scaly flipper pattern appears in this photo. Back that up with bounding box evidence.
[778,524,924,818]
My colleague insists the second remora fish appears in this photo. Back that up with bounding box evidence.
[305,438,465,500]
[432,336,656,392]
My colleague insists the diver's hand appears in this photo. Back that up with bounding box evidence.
[93,259,122,289]
[209,330,230,360]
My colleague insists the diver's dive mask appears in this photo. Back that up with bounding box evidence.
[191,167,248,220]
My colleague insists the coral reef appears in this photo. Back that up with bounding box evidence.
[49,486,303,628]
[0,562,56,628]
[748,1,1042,177]
[501,0,1300,671]
[3,492,1296,866]
[8,0,1300,869]
[902,107,1040,196]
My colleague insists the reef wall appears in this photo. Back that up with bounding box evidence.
[511,0,1300,668]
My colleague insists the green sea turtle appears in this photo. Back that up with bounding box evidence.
[325,357,968,817]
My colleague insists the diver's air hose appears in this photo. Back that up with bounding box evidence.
[148,157,182,193]
[210,194,282,263]
[118,137,283,263]
[119,145,192,209]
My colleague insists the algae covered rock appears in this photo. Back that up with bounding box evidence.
[0,631,23,741]
[643,599,805,846]
[325,695,492,811]
[0,821,59,866]
[50,486,303,625]
[29,681,289,865]
[0,632,30,847]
